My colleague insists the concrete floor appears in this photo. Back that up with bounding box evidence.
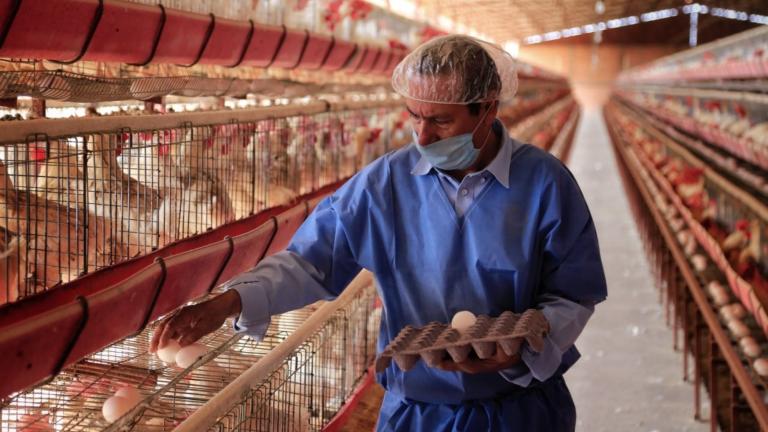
[565,108,711,432]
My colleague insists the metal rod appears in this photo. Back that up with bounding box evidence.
[0,99,403,144]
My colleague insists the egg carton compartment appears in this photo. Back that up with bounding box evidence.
[375,309,549,372]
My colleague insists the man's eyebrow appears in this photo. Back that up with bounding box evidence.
[406,108,449,120]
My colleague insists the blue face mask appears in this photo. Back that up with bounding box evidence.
[412,108,491,171]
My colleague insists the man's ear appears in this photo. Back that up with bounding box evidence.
[486,101,499,125]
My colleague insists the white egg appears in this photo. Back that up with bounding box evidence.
[676,230,691,245]
[156,339,181,364]
[691,254,707,272]
[712,289,729,307]
[740,337,762,358]
[175,343,208,369]
[451,311,477,331]
[114,386,142,406]
[144,417,165,427]
[728,319,750,338]
[707,281,729,306]
[719,306,734,322]
[684,237,698,257]
[754,358,768,377]
[102,395,137,423]
[730,303,747,319]
[706,281,723,298]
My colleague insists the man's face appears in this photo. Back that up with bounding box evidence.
[405,98,494,148]
[404,73,498,148]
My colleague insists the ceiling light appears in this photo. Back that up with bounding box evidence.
[524,35,544,44]
[503,41,520,57]
[595,0,605,15]
[521,6,695,45]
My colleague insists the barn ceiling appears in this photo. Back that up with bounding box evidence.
[415,0,768,45]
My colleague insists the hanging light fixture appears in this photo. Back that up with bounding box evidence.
[595,0,605,15]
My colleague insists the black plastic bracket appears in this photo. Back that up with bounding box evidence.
[130,3,166,67]
[229,19,254,68]
[0,0,22,50]
[209,236,235,291]
[182,12,215,67]
[257,217,280,264]
[315,36,336,70]
[55,0,104,64]
[51,296,89,376]
[264,24,288,68]
[139,257,169,330]
[286,29,310,70]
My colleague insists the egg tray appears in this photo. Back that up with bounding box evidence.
[375,309,549,372]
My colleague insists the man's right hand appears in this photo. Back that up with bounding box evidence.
[149,289,242,352]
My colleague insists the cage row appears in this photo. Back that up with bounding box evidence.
[0,106,408,304]
[616,89,768,173]
[0,71,392,103]
[619,26,768,83]
[1,274,380,431]
[607,101,768,342]
[606,103,768,430]
[0,0,405,73]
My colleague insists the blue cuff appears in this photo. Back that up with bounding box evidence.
[229,282,272,341]
[498,334,562,386]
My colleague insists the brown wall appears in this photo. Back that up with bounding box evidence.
[518,44,680,108]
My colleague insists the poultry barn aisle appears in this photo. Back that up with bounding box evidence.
[565,108,708,432]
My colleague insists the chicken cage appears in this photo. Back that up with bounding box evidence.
[0,69,392,103]
[0,271,379,432]
[0,76,580,431]
[605,100,768,430]
[0,98,408,305]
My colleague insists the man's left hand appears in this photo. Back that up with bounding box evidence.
[436,343,521,374]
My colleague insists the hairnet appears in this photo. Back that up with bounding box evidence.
[391,35,518,104]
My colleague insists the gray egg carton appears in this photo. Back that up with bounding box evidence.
[375,309,549,372]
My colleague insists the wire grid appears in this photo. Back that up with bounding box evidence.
[649,124,768,275]
[608,107,768,429]
[0,285,379,432]
[0,135,134,297]
[211,286,381,432]
[0,106,408,305]
[336,108,385,180]
[0,71,224,102]
[0,297,316,431]
[0,71,277,102]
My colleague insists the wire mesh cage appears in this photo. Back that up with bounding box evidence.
[0,279,381,432]
[605,102,768,431]
[209,284,380,432]
[0,70,391,104]
[0,104,407,305]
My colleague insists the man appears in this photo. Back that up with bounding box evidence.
[151,35,607,431]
